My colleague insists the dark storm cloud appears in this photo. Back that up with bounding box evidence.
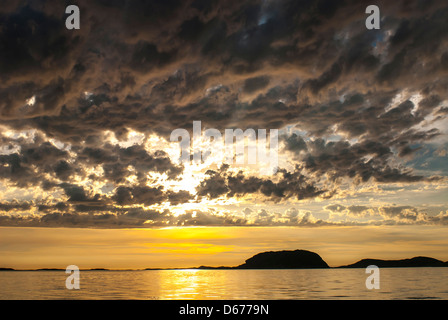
[0,0,447,228]
[242,76,270,93]
[196,164,326,201]
[59,183,93,202]
[110,185,194,206]
[1,0,446,135]
[283,134,442,183]
[76,143,183,182]
[0,131,182,192]
[0,133,71,188]
[0,200,33,212]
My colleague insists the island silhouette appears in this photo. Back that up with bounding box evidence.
[193,249,448,270]
[338,256,448,268]
[1,249,448,271]
[236,249,329,269]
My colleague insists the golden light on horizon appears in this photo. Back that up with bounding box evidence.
[2,225,448,270]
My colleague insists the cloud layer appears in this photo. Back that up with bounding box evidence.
[0,0,447,228]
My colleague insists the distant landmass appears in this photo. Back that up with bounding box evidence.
[2,250,448,270]
[339,256,448,268]
[236,249,329,269]
[197,250,448,270]
[0,267,109,271]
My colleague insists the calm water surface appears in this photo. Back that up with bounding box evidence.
[1,268,447,300]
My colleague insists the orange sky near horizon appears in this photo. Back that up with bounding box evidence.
[1,225,448,270]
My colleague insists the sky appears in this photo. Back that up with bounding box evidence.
[0,0,448,269]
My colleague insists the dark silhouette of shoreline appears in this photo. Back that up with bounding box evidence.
[338,256,448,268]
[2,249,448,271]
[236,249,329,269]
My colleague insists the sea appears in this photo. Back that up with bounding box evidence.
[1,268,447,300]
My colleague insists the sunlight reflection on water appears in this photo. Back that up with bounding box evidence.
[0,268,447,300]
